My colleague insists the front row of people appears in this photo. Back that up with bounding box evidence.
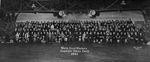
[9,30,146,45]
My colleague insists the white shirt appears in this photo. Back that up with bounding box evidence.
[51,25,54,29]
[16,32,20,38]
[25,32,29,38]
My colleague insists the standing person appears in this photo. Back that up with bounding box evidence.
[88,31,93,43]
[116,32,121,43]
[68,31,73,43]
[46,31,50,43]
[64,31,69,43]
[55,32,60,43]
[15,32,20,43]
[51,31,56,42]
[19,31,23,43]
[138,29,145,44]
[74,27,78,41]
[25,32,29,43]
[93,31,97,43]
[60,32,65,43]
[106,29,110,43]
[134,31,139,44]
[41,36,46,43]
[36,32,40,43]
[22,32,26,43]
[95,31,100,43]
[33,32,37,43]
[82,32,86,42]
[47,30,52,41]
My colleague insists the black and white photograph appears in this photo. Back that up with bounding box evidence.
[0,0,150,62]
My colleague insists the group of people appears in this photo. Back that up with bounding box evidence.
[2,20,146,44]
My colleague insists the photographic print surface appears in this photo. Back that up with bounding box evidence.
[0,0,150,62]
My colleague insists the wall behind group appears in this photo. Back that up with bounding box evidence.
[16,11,144,22]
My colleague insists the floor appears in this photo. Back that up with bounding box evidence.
[0,42,150,62]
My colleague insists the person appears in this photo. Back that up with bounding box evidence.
[115,30,121,43]
[89,31,93,43]
[122,32,128,44]
[60,32,65,43]
[33,32,37,43]
[78,32,82,42]
[55,32,60,43]
[68,31,73,43]
[93,31,97,43]
[25,32,29,43]
[41,36,46,43]
[22,32,26,43]
[15,32,20,42]
[95,31,100,43]
[36,32,41,43]
[106,29,110,43]
[51,24,55,30]
[64,35,68,43]
[82,32,86,42]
